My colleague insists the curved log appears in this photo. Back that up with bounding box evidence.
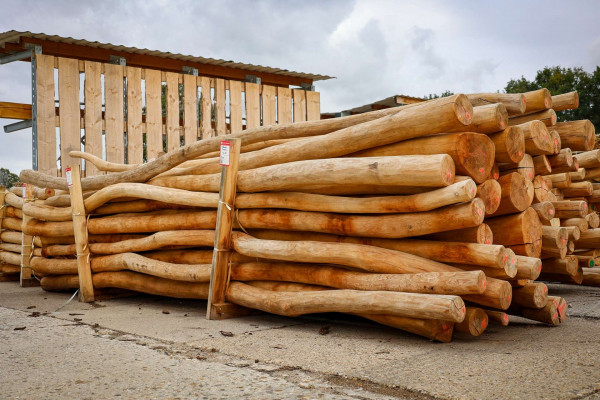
[249,229,513,269]
[231,232,458,274]
[91,230,214,255]
[4,192,24,209]
[226,281,466,322]
[236,199,485,239]
[349,133,493,183]
[230,262,486,295]
[235,180,477,214]
[91,253,211,282]
[0,231,21,244]
[70,151,138,172]
[0,251,20,266]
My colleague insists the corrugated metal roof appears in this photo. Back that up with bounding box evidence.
[321,94,425,117]
[0,30,334,82]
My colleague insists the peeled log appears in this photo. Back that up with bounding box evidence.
[547,148,573,170]
[533,175,552,203]
[0,251,20,266]
[511,282,548,309]
[586,213,599,228]
[250,229,514,270]
[518,120,554,155]
[541,256,579,276]
[532,155,552,176]
[552,201,587,219]
[531,201,555,222]
[467,93,526,115]
[455,307,488,337]
[476,179,502,215]
[41,272,210,299]
[486,208,542,257]
[237,200,485,239]
[485,310,510,326]
[489,172,534,217]
[499,154,535,182]
[24,210,217,237]
[552,91,579,111]
[445,103,508,134]
[462,278,512,310]
[509,109,556,127]
[226,281,466,322]
[151,155,457,192]
[546,173,571,189]
[236,180,477,214]
[509,298,561,326]
[488,126,525,164]
[349,133,493,183]
[230,232,458,274]
[422,224,493,244]
[522,89,552,113]
[515,256,542,280]
[555,120,595,151]
[575,228,600,249]
[582,268,600,287]
[87,230,214,255]
[91,253,211,282]
[562,182,593,197]
[230,262,486,295]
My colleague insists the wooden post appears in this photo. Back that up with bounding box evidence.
[20,184,39,287]
[68,165,94,302]
[207,138,244,319]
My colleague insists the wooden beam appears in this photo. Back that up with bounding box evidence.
[10,37,313,87]
[67,165,94,302]
[207,138,243,319]
[0,102,32,119]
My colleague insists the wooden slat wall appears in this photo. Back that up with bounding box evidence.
[83,61,102,176]
[36,56,321,176]
[104,64,125,164]
[36,55,57,177]
[126,66,143,165]
[145,69,163,161]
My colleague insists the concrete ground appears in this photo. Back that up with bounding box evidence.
[0,281,599,400]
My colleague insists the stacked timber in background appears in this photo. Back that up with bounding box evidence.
[9,90,598,342]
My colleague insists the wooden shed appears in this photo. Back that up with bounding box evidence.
[0,30,332,176]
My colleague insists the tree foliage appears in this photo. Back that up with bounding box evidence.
[425,90,455,100]
[505,66,600,127]
[0,168,20,189]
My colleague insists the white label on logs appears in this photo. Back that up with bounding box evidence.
[66,167,73,187]
[22,184,26,197]
[220,141,231,166]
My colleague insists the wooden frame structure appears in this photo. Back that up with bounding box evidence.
[0,31,329,177]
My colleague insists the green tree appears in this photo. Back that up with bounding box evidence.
[505,66,600,127]
[425,90,455,100]
[0,168,20,189]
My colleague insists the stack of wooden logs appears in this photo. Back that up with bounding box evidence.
[10,89,597,342]
[1,186,27,282]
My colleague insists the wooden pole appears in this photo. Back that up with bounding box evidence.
[555,120,595,151]
[207,138,243,320]
[552,91,579,111]
[488,126,525,164]
[466,93,526,115]
[67,166,94,302]
[455,307,488,336]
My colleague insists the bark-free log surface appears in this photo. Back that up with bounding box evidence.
[552,91,579,111]
[489,172,534,217]
[455,307,488,336]
[467,93,526,115]
[511,282,548,309]
[488,126,525,164]
[236,199,485,239]
[476,179,502,215]
[226,281,467,322]
[230,262,486,295]
[349,133,493,183]
[555,120,595,151]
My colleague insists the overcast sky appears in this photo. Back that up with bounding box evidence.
[1,0,600,173]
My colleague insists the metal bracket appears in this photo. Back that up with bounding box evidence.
[300,83,315,92]
[0,49,36,65]
[109,55,126,66]
[182,66,198,76]
[245,75,261,85]
[24,44,42,55]
[4,119,32,133]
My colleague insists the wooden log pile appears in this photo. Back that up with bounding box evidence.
[11,90,597,342]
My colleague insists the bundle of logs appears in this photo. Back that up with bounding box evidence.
[4,89,597,342]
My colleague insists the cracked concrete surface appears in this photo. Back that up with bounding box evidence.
[0,281,599,399]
